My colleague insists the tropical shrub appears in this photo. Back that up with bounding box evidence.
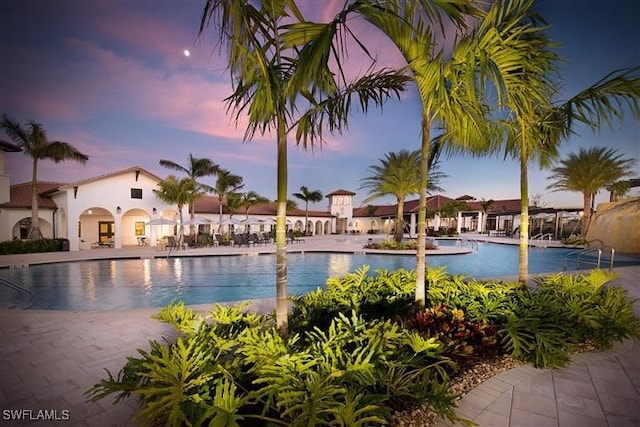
[289,266,417,332]
[88,268,640,424]
[403,304,501,366]
[88,301,463,426]
[363,238,438,250]
[0,238,68,254]
[535,270,640,348]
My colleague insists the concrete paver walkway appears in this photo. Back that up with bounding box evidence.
[436,265,640,427]
[1,235,638,426]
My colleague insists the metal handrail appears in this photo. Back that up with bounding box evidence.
[563,246,616,271]
[456,237,480,251]
[531,233,553,248]
[0,277,33,308]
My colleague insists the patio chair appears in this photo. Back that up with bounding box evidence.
[166,236,179,250]
[233,234,245,248]
[288,230,305,244]
[183,235,196,248]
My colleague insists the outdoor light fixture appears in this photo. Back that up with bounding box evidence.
[152,207,157,215]
[116,206,122,214]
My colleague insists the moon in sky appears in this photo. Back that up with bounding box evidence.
[183,49,190,57]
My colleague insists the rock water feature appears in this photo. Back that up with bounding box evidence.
[586,197,640,253]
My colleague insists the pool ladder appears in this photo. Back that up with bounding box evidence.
[563,246,615,271]
[0,277,33,308]
[531,233,553,248]
[456,237,480,251]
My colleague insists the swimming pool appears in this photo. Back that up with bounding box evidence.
[1,242,637,310]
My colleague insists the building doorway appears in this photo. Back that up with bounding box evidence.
[98,221,115,243]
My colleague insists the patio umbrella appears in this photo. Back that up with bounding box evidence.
[146,217,177,226]
[182,217,212,226]
[145,217,177,244]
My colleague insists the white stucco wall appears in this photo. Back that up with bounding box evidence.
[59,169,168,251]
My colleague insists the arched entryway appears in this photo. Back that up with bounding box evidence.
[79,207,115,249]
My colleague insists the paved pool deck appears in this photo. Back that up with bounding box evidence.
[0,234,638,426]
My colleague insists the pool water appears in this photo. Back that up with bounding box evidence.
[1,243,637,310]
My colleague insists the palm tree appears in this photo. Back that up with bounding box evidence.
[213,169,244,230]
[439,200,468,232]
[360,149,421,242]
[241,191,270,220]
[292,186,323,235]
[479,198,495,234]
[547,147,635,236]
[153,176,199,242]
[1,115,89,239]
[289,0,544,306]
[496,67,640,283]
[159,154,219,234]
[225,192,243,233]
[199,0,409,335]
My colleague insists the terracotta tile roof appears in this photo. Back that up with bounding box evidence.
[456,194,476,201]
[57,165,162,189]
[326,189,356,197]
[404,195,457,213]
[0,181,65,209]
[194,196,333,217]
[353,204,397,217]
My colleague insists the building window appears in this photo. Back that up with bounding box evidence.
[135,221,145,236]
[131,188,143,199]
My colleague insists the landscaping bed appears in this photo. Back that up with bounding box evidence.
[88,267,640,426]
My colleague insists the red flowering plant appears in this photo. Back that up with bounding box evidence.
[403,304,501,367]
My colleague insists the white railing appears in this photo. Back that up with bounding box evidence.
[531,233,553,248]
[563,246,616,271]
[456,237,480,251]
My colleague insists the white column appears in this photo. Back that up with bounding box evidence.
[434,214,441,231]
[456,212,462,233]
[410,213,416,236]
[477,211,483,232]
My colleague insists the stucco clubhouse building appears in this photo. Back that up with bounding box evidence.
[1,144,581,252]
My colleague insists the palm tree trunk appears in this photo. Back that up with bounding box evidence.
[395,198,405,242]
[275,113,288,337]
[305,203,309,235]
[28,157,43,240]
[415,115,431,308]
[581,193,592,236]
[518,148,529,285]
[189,201,196,237]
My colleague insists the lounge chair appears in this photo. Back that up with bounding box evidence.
[287,230,305,244]
[166,236,180,250]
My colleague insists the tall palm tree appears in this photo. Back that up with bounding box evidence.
[439,200,468,232]
[292,186,323,235]
[497,68,639,283]
[241,190,270,221]
[153,176,199,241]
[225,192,244,233]
[213,169,244,230]
[547,147,635,236]
[479,198,495,233]
[288,0,544,306]
[1,115,89,239]
[159,154,219,234]
[199,0,409,335]
[360,149,421,242]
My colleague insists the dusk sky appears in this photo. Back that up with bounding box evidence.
[2,0,639,209]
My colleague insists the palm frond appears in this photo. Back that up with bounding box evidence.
[560,66,640,131]
[293,68,411,148]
